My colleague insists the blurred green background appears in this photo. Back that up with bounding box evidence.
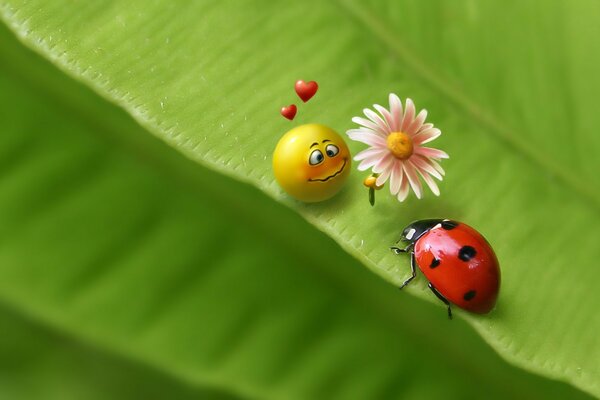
[1,1,599,399]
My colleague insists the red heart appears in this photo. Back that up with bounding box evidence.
[280,104,297,120]
[295,80,318,102]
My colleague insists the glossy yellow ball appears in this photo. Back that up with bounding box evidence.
[273,124,351,202]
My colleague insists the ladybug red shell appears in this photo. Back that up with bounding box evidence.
[391,219,500,319]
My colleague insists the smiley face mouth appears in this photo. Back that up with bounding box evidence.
[308,158,347,182]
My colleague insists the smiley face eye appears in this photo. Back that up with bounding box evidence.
[325,144,339,157]
[309,149,324,165]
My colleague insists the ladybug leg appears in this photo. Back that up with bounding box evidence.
[428,283,453,320]
[390,243,413,254]
[398,251,417,290]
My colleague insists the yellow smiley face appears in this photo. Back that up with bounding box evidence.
[273,124,351,202]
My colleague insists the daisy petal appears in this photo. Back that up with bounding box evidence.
[346,127,383,138]
[415,147,449,159]
[372,152,395,174]
[364,108,389,133]
[407,109,427,136]
[347,130,387,147]
[401,98,416,132]
[352,116,383,133]
[410,155,443,180]
[373,104,393,131]
[397,177,410,202]
[357,148,390,170]
[354,147,387,161]
[421,172,440,196]
[423,157,446,176]
[402,162,423,199]
[419,123,434,132]
[410,160,440,196]
[413,128,441,145]
[389,93,403,131]
[389,161,403,195]
[357,152,385,171]
[375,162,393,186]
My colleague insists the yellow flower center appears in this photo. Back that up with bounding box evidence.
[387,132,414,160]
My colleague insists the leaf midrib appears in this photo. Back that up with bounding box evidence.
[337,0,600,212]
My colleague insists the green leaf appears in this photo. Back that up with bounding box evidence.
[1,0,599,398]
[2,21,587,400]
[0,303,235,400]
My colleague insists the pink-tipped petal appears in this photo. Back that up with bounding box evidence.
[352,116,383,133]
[421,172,441,196]
[423,157,446,176]
[389,94,403,131]
[389,161,403,195]
[372,152,395,174]
[346,127,383,139]
[402,161,423,199]
[347,129,387,147]
[410,155,443,180]
[358,153,384,171]
[375,163,393,186]
[354,147,387,161]
[413,128,441,145]
[397,177,410,202]
[400,98,416,132]
[419,123,434,132]
[407,109,427,135]
[415,147,449,159]
[373,104,393,131]
[410,160,440,196]
[364,108,389,133]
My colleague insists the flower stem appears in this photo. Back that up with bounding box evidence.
[369,187,375,206]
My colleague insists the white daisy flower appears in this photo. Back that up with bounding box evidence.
[347,94,448,202]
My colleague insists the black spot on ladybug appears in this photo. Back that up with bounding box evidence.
[463,290,477,301]
[441,220,458,230]
[458,245,476,261]
[430,258,440,268]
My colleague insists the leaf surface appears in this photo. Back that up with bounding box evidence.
[1,0,599,397]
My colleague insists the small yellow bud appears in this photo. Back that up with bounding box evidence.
[363,175,383,190]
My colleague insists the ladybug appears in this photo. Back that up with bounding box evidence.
[391,219,500,319]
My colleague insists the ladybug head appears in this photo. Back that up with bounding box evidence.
[400,219,444,244]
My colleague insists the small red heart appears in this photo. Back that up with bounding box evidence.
[295,80,318,102]
[280,104,297,120]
